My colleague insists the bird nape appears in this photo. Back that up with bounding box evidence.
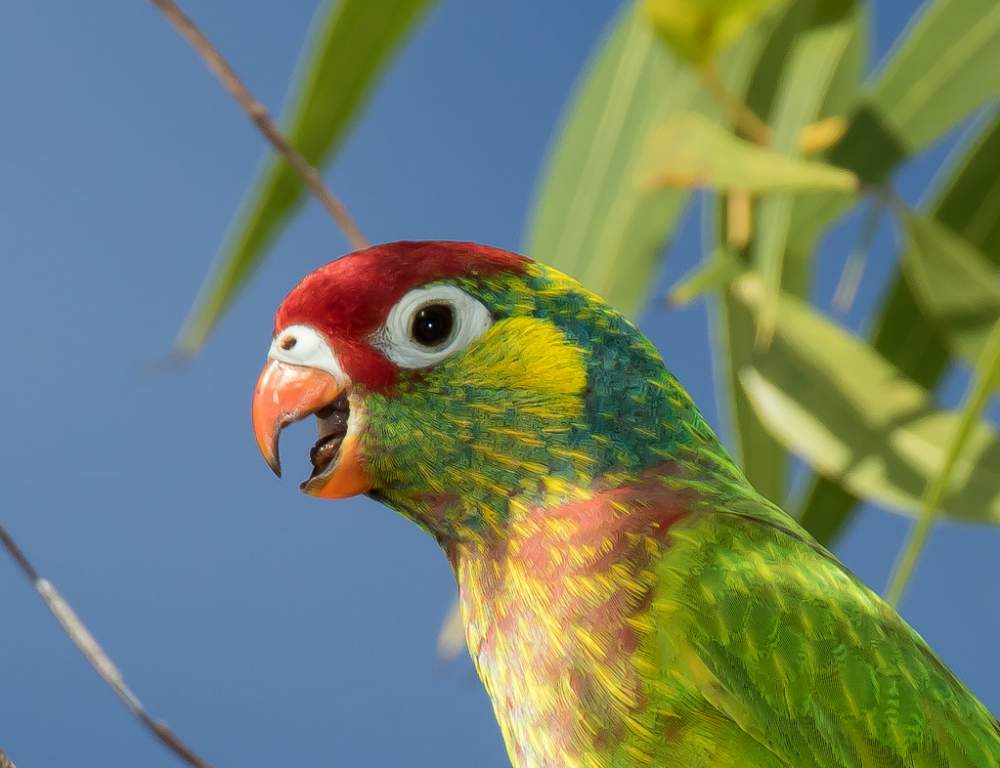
[251,241,1000,768]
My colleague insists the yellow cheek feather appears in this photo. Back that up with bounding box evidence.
[449,316,589,413]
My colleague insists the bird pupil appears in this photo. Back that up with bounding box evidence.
[411,303,454,347]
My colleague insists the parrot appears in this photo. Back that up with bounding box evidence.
[251,241,1000,768]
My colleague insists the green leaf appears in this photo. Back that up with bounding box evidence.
[643,0,787,65]
[752,0,862,344]
[525,2,777,319]
[826,0,1000,193]
[639,112,858,193]
[859,0,1000,174]
[524,5,689,318]
[796,112,1000,544]
[734,275,1000,523]
[176,0,436,355]
[669,246,744,305]
[901,211,1000,368]
[791,0,1000,264]
[716,255,788,503]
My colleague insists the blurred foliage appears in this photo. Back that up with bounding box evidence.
[902,211,1000,369]
[644,0,787,65]
[183,0,1000,608]
[734,273,1000,525]
[638,111,857,192]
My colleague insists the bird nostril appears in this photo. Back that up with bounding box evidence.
[280,336,297,351]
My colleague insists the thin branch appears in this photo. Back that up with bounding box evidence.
[0,523,213,768]
[148,0,369,251]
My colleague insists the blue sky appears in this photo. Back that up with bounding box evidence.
[1,1,998,766]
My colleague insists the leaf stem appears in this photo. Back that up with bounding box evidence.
[884,317,1000,606]
[0,523,213,768]
[700,62,771,145]
[149,0,369,251]
[833,195,885,312]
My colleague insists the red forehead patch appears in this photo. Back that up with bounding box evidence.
[274,241,529,390]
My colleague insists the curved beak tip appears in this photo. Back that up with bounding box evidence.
[267,455,282,478]
[251,356,343,483]
[254,428,283,478]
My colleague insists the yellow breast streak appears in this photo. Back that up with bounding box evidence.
[453,490,671,768]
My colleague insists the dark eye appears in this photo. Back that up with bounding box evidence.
[410,303,454,347]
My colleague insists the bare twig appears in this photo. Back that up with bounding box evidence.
[0,524,213,768]
[149,0,369,251]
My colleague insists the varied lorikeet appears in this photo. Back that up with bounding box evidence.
[251,241,1000,767]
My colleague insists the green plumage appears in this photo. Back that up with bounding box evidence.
[282,244,1000,767]
[643,497,1000,766]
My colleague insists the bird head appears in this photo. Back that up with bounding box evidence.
[252,241,714,541]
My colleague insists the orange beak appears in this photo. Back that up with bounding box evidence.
[251,358,371,499]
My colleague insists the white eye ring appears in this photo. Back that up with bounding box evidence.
[374,285,492,369]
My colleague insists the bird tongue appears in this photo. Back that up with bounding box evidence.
[309,433,344,477]
[308,396,350,479]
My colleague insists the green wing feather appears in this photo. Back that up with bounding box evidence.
[648,492,1000,767]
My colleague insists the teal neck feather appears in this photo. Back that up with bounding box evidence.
[363,264,748,543]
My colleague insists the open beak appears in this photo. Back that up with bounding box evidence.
[251,358,371,499]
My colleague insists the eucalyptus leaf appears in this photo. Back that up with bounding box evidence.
[713,0,866,507]
[639,112,858,193]
[525,2,772,319]
[885,317,1000,604]
[796,113,1000,543]
[669,246,744,305]
[753,0,862,344]
[176,0,436,355]
[835,0,1000,184]
[901,211,1000,368]
[524,4,694,318]
[735,275,1000,524]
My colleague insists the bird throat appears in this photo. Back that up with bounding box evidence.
[449,469,694,767]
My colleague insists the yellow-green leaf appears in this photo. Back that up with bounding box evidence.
[715,0,867,508]
[734,275,1000,523]
[176,0,436,355]
[639,112,858,193]
[669,246,744,305]
[901,211,1000,369]
[752,0,862,345]
[830,0,1000,188]
[525,2,772,319]
[644,0,786,65]
[526,6,688,318]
